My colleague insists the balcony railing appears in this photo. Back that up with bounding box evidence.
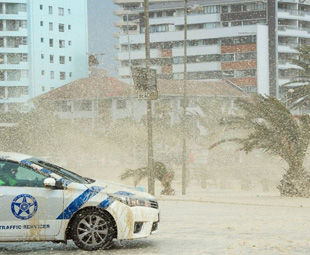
[278,25,310,33]
[278,8,310,17]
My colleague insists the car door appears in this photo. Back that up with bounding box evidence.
[0,160,64,240]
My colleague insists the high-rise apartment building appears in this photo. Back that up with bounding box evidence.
[114,0,310,98]
[0,0,88,112]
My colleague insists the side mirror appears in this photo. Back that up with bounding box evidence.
[44,178,56,188]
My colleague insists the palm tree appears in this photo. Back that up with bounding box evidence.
[120,162,175,195]
[205,94,310,197]
[282,44,310,108]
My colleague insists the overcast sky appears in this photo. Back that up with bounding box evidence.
[88,0,119,77]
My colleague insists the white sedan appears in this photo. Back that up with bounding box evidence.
[0,152,159,250]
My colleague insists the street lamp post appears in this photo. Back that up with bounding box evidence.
[126,13,135,116]
[144,0,155,195]
[182,0,188,195]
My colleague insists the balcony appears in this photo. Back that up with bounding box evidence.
[1,45,28,53]
[114,20,138,27]
[278,43,298,53]
[118,49,161,60]
[278,8,310,20]
[0,80,29,87]
[278,25,310,33]
[0,62,28,69]
[113,9,139,16]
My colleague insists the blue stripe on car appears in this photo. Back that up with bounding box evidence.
[57,186,103,220]
[41,168,52,175]
[114,191,135,196]
[98,198,115,209]
[59,178,72,187]
[20,160,32,166]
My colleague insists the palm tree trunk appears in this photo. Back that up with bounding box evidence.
[278,165,310,197]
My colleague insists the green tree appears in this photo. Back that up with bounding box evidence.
[120,162,175,195]
[88,54,99,67]
[206,94,310,197]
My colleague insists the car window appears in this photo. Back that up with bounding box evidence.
[0,160,47,187]
[27,158,89,184]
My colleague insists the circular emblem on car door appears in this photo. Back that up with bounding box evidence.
[11,194,38,220]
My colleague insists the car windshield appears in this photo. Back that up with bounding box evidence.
[27,157,94,184]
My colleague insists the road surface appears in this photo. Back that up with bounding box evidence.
[1,199,310,254]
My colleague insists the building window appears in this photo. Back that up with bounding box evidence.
[50,71,54,79]
[69,72,72,77]
[42,86,45,92]
[222,6,229,13]
[68,25,71,30]
[60,72,66,80]
[231,4,242,12]
[49,6,53,14]
[68,9,71,14]
[74,100,92,111]
[69,56,72,61]
[59,56,65,64]
[41,38,44,43]
[68,41,71,46]
[59,40,65,48]
[49,22,53,31]
[41,70,44,75]
[21,54,28,62]
[41,54,44,59]
[20,21,27,29]
[56,101,72,112]
[40,5,43,10]
[40,21,43,26]
[204,6,219,14]
[49,39,53,47]
[50,55,54,63]
[58,7,64,16]
[59,24,64,32]
[149,24,169,33]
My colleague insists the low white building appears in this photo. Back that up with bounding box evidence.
[33,74,246,129]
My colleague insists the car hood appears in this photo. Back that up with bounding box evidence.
[86,179,156,200]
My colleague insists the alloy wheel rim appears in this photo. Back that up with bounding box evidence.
[77,215,109,246]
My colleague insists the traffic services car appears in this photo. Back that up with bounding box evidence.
[0,152,159,250]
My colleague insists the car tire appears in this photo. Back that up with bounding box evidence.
[70,208,115,251]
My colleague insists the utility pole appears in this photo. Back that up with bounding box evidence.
[144,0,155,195]
[182,0,188,195]
[126,13,134,116]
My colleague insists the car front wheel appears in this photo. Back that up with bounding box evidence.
[70,209,115,250]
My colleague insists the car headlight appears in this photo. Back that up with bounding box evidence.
[110,194,151,207]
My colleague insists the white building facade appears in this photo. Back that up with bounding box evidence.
[0,0,88,112]
[114,0,310,98]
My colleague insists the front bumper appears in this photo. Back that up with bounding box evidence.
[106,200,159,240]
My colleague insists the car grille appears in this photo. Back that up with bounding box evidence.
[149,200,158,209]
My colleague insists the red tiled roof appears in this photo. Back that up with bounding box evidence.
[33,76,130,101]
[33,76,246,102]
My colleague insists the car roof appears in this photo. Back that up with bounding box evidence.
[0,152,32,162]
